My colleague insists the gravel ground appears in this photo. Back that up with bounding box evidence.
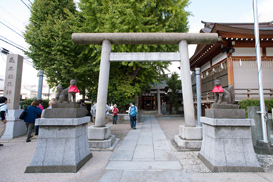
[157,115,273,173]
[157,116,211,172]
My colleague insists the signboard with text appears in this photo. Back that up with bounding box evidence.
[4,54,23,110]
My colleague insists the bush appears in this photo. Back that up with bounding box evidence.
[238,99,273,117]
[22,98,49,109]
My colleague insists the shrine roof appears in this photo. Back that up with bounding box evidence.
[201,21,273,32]
[190,21,273,69]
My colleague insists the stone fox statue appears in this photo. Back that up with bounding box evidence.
[56,79,79,103]
[68,79,79,103]
[212,79,234,104]
[56,84,68,103]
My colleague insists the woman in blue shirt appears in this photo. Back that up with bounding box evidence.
[24,100,42,142]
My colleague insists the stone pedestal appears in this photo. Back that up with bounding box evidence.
[248,106,273,154]
[174,125,202,150]
[41,108,88,118]
[87,125,118,150]
[198,117,263,172]
[205,109,245,119]
[2,109,27,139]
[25,117,92,173]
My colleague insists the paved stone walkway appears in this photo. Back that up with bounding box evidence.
[98,115,187,181]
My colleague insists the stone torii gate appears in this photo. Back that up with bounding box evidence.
[72,33,219,149]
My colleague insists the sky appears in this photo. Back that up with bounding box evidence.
[0,0,273,86]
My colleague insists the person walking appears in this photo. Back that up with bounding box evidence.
[47,99,56,109]
[91,103,96,124]
[24,100,42,142]
[35,99,44,135]
[0,97,8,146]
[128,102,138,129]
[105,104,111,124]
[112,104,119,124]
[79,99,91,116]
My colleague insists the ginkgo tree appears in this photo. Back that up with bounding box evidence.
[24,0,96,98]
[24,0,190,109]
[79,0,190,109]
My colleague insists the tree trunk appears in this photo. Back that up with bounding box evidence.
[82,87,86,100]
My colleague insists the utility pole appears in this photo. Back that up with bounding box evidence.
[253,0,268,143]
[37,70,44,100]
[195,68,202,126]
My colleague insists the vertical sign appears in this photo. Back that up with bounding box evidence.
[4,54,23,110]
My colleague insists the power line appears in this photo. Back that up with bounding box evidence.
[0,17,23,35]
[0,6,27,28]
[0,35,28,51]
[20,0,30,10]
[0,20,24,38]
[0,38,26,52]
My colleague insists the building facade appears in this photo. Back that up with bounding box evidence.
[190,21,273,115]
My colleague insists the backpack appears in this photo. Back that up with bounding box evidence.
[113,108,118,114]
[130,106,137,116]
[19,106,28,120]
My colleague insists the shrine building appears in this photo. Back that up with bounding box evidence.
[190,21,273,115]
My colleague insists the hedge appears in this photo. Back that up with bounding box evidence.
[238,99,273,117]
[22,98,49,109]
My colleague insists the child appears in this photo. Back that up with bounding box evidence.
[112,104,119,124]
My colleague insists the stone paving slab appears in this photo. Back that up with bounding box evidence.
[97,170,123,182]
[133,145,154,159]
[154,140,172,150]
[110,150,134,161]
[106,161,182,170]
[117,140,138,150]
[154,149,177,161]
[99,169,190,182]
[137,137,153,145]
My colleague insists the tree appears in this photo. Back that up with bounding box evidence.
[166,73,181,114]
[24,0,96,98]
[79,0,190,109]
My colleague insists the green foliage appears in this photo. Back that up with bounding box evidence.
[238,99,273,117]
[79,0,190,108]
[22,98,49,109]
[165,73,181,113]
[24,0,97,95]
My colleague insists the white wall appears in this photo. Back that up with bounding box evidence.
[233,60,273,89]
[232,48,261,56]
[201,61,210,72]
[266,48,273,56]
[212,52,226,66]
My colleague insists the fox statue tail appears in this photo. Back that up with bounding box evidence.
[228,84,234,104]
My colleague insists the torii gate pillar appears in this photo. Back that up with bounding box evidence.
[174,40,203,150]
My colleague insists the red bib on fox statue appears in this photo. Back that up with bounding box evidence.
[68,85,79,93]
[212,85,223,93]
